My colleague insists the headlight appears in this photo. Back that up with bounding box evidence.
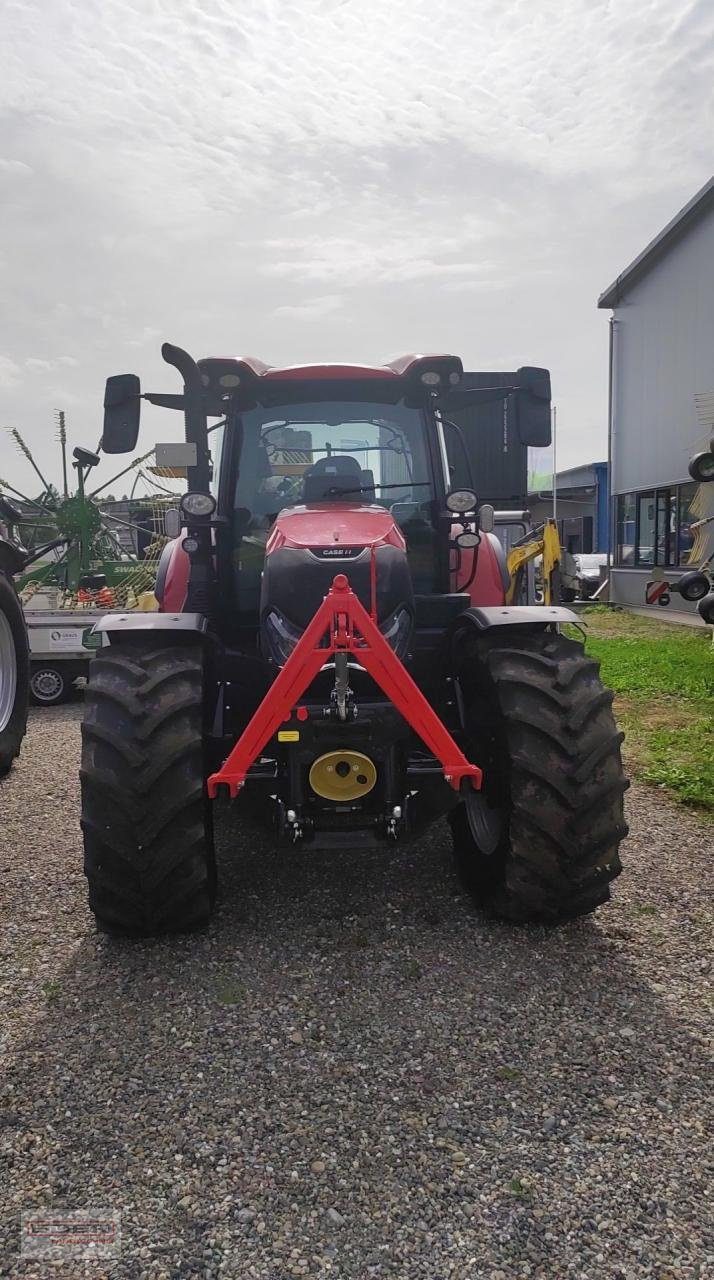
[380,607,412,659]
[262,609,304,665]
[180,491,216,517]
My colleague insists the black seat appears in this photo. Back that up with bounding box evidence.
[303,455,362,503]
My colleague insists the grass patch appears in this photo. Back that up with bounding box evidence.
[495,1066,523,1082]
[574,608,713,814]
[213,978,247,1006]
[506,1177,529,1198]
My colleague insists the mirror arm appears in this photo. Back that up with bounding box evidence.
[142,392,185,410]
[437,385,516,410]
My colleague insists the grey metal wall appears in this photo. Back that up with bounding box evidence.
[610,202,714,495]
[609,567,703,619]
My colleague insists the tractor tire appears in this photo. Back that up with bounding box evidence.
[0,571,29,774]
[449,628,628,923]
[80,641,216,936]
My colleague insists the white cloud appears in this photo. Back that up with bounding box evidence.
[24,356,78,372]
[0,355,21,388]
[273,295,343,320]
[0,158,31,176]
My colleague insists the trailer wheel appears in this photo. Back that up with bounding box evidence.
[450,628,628,923]
[80,641,215,936]
[0,571,29,774]
[30,663,68,705]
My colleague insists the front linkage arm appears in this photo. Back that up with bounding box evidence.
[207,573,483,800]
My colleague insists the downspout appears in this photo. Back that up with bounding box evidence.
[607,316,619,572]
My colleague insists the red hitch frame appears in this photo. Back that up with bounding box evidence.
[207,573,482,799]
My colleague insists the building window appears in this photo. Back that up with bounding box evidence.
[677,482,698,565]
[615,481,700,567]
[636,492,655,566]
[616,492,636,566]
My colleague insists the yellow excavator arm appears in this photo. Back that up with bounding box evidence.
[505,518,563,605]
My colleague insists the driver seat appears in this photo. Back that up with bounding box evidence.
[303,454,363,503]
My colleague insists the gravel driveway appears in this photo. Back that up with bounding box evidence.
[1,705,712,1279]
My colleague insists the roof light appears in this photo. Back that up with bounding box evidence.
[219,373,241,388]
[420,370,441,386]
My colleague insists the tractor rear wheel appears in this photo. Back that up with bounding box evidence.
[80,640,215,936]
[0,571,29,774]
[450,628,628,923]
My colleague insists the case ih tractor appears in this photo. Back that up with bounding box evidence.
[80,344,627,935]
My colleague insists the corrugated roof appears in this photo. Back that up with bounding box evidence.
[598,176,714,309]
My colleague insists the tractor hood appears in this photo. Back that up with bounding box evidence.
[265,503,407,556]
[260,503,414,658]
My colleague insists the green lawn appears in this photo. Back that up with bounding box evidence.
[572,607,713,814]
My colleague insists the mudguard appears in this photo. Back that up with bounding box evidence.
[451,604,581,631]
[92,613,207,638]
[0,534,27,575]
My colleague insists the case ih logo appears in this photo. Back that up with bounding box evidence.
[313,546,365,559]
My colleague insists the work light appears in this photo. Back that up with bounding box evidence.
[445,488,478,514]
[180,492,216,517]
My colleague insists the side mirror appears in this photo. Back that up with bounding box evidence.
[102,374,141,454]
[164,509,181,539]
[515,367,551,447]
[478,503,495,533]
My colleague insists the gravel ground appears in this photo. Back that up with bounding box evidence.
[0,704,712,1280]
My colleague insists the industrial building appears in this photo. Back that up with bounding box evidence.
[528,461,608,555]
[598,176,714,616]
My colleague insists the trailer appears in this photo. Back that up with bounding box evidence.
[25,609,107,704]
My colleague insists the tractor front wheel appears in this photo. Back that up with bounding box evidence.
[0,571,29,774]
[450,628,628,923]
[80,641,215,936]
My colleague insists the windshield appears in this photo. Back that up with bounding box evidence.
[234,400,433,516]
[229,399,440,616]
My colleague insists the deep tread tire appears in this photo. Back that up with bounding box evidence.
[449,628,628,923]
[0,571,29,774]
[80,641,215,936]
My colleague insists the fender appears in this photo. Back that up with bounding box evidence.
[155,536,190,612]
[450,604,581,633]
[0,534,27,576]
[91,612,208,639]
[451,530,509,605]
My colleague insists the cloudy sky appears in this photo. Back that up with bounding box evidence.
[1,0,713,492]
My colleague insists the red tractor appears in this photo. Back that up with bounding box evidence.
[81,344,627,935]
